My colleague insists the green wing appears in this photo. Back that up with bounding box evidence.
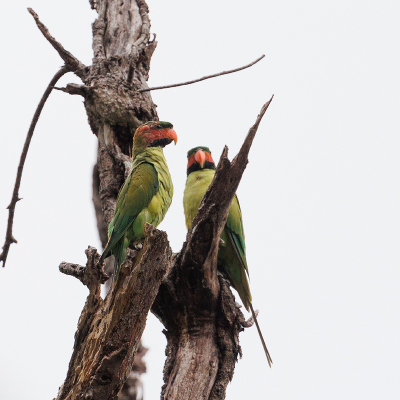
[102,162,158,259]
[218,194,252,310]
[225,194,249,275]
[226,196,272,366]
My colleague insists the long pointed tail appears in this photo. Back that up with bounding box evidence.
[106,256,119,312]
[111,255,119,287]
[249,303,273,368]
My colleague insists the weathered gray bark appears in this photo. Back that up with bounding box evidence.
[117,343,147,400]
[57,226,171,400]
[28,1,272,399]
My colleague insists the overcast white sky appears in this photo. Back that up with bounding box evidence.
[1,0,400,399]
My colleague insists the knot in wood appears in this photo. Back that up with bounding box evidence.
[96,372,113,386]
[85,76,157,127]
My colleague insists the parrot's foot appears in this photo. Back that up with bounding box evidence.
[242,313,257,328]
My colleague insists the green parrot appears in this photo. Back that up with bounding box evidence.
[100,121,177,280]
[183,146,272,367]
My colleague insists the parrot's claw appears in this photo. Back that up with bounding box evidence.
[242,314,256,328]
[134,243,143,250]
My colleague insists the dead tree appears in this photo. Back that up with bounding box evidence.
[1,1,272,399]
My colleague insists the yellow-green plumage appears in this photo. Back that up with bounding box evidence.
[183,169,251,310]
[183,147,272,367]
[100,121,176,280]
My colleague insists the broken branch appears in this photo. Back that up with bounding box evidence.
[54,83,87,96]
[138,55,265,92]
[59,246,109,289]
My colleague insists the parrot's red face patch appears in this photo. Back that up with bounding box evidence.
[187,149,215,173]
[135,123,177,148]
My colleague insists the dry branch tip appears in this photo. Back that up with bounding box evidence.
[27,8,87,78]
[231,94,274,169]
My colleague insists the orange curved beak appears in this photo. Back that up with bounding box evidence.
[194,149,206,168]
[168,128,178,145]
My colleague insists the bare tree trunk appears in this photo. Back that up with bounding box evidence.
[27,1,272,399]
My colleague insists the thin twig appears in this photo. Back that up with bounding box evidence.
[138,55,265,92]
[27,8,87,79]
[0,66,69,267]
